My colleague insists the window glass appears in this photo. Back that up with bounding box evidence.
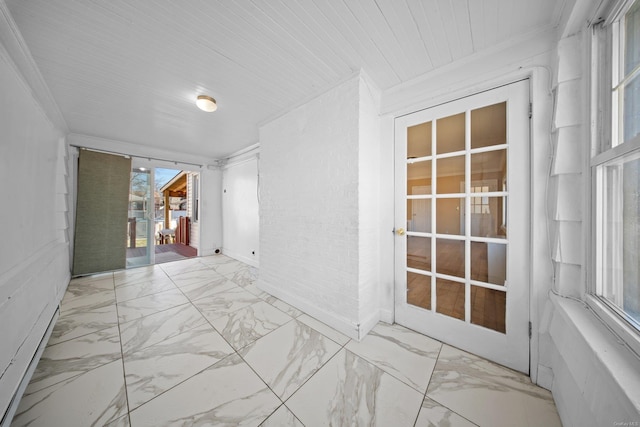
[597,153,640,326]
[594,0,640,333]
[624,0,640,75]
[618,0,640,143]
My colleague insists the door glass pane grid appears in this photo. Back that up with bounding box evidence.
[469,144,508,155]
[433,150,467,159]
[470,239,507,287]
[407,236,432,271]
[471,101,507,149]
[405,103,509,333]
[437,112,465,154]
[469,280,508,292]
[408,121,432,158]
[397,84,529,370]
[471,150,507,183]
[127,168,154,267]
[407,160,432,192]
[471,286,506,332]
[464,109,472,323]
[407,270,432,310]
[469,195,508,239]
[436,278,466,320]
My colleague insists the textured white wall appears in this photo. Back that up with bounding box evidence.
[0,40,69,417]
[258,73,382,339]
[357,73,382,335]
[222,153,259,267]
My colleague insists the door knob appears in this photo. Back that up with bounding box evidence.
[396,227,406,236]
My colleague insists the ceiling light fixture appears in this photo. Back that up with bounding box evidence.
[196,95,217,112]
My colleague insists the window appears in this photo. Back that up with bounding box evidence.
[593,0,640,332]
[471,185,490,214]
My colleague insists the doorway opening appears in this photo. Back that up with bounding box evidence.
[394,80,530,373]
[126,166,199,267]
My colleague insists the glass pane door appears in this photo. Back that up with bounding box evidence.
[126,167,155,267]
[394,80,530,373]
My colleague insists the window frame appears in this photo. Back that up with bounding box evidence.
[192,173,199,223]
[589,0,640,356]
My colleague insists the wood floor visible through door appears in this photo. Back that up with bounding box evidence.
[406,237,506,333]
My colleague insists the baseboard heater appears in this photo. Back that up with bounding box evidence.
[0,308,59,427]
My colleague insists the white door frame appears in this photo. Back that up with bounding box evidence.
[393,80,531,373]
[129,160,157,267]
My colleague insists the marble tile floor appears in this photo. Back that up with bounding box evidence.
[11,254,562,427]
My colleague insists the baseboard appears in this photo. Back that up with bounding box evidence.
[379,308,394,324]
[257,278,360,340]
[57,271,71,303]
[199,247,220,257]
[536,364,554,391]
[357,309,380,340]
[222,249,258,268]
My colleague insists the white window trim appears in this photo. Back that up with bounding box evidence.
[191,174,199,223]
[588,0,640,358]
[585,295,640,356]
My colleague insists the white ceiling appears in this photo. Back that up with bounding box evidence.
[5,0,564,160]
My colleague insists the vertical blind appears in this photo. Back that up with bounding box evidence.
[72,150,131,275]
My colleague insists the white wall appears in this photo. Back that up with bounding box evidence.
[357,73,382,334]
[222,150,259,267]
[199,166,223,257]
[0,32,69,419]
[258,72,382,340]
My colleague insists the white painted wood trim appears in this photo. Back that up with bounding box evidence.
[224,143,260,162]
[67,133,219,168]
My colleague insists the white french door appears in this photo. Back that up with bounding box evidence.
[394,80,530,373]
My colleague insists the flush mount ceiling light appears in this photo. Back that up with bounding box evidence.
[196,95,217,112]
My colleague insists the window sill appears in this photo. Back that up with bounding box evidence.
[550,293,640,416]
[584,294,640,357]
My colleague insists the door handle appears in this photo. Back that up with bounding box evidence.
[395,227,406,236]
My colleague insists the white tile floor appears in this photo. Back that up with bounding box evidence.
[11,255,563,427]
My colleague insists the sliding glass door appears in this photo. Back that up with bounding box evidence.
[126,166,155,267]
